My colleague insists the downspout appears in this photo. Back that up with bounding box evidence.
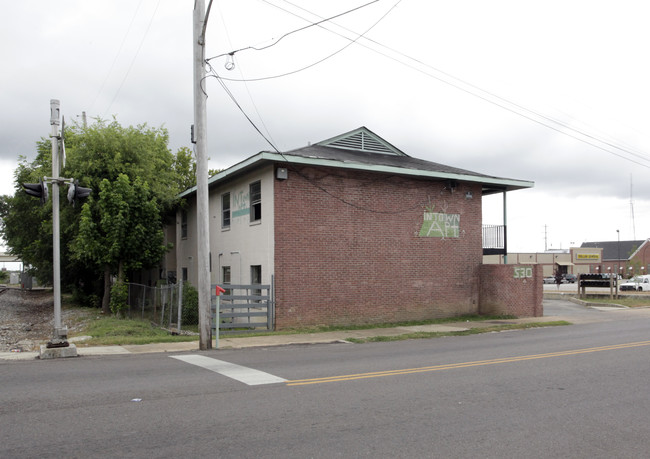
[503,190,508,265]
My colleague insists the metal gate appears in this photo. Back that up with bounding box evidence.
[211,280,274,334]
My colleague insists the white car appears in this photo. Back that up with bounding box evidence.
[620,275,650,292]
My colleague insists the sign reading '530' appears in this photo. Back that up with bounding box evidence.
[513,266,533,279]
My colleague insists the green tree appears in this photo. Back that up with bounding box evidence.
[0,147,56,284]
[72,174,169,313]
[171,145,221,191]
[0,118,196,310]
[172,146,197,192]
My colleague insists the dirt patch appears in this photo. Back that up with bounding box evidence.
[0,289,95,352]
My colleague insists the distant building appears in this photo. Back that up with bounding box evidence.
[484,239,650,278]
[581,239,650,277]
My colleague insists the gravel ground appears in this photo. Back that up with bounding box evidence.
[0,288,93,352]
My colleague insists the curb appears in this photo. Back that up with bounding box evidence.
[0,319,559,360]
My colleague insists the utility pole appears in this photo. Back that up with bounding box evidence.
[193,0,212,350]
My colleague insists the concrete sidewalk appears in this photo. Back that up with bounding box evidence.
[0,315,570,361]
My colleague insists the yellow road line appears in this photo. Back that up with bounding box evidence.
[286,340,650,386]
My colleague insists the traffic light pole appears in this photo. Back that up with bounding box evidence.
[49,99,68,347]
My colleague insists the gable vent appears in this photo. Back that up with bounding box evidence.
[327,131,398,155]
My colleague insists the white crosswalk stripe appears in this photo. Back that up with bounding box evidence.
[171,354,287,385]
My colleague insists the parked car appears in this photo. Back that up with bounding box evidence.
[563,273,577,283]
[620,275,650,292]
[544,276,558,284]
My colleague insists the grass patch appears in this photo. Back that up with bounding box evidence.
[580,296,650,308]
[310,314,518,332]
[77,317,198,346]
[223,314,519,339]
[344,321,571,343]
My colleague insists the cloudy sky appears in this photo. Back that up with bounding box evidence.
[1,0,649,256]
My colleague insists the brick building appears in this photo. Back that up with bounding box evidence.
[155,127,537,328]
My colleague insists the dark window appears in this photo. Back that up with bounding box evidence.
[250,181,261,222]
[181,210,188,239]
[251,265,262,300]
[222,266,231,296]
[182,267,188,282]
[222,192,230,228]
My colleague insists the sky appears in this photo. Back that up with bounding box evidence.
[1,0,649,257]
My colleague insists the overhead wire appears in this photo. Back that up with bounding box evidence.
[207,0,396,82]
[206,61,422,215]
[103,0,162,117]
[202,0,466,215]
[213,0,278,149]
[206,0,379,62]
[88,0,144,115]
[204,0,648,214]
[227,0,650,169]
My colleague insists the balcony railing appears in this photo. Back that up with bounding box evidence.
[483,224,506,255]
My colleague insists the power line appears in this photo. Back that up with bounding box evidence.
[206,0,379,62]
[207,64,423,215]
[207,0,399,82]
[227,0,650,169]
[88,0,144,115]
[213,0,277,147]
[104,0,162,117]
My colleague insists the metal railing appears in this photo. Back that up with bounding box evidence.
[483,224,506,255]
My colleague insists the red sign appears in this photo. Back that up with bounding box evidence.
[215,285,226,296]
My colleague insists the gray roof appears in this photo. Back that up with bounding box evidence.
[181,126,534,198]
[581,240,646,261]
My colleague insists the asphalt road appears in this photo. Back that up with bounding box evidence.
[2,299,650,458]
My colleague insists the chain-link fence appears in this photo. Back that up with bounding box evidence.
[125,282,185,329]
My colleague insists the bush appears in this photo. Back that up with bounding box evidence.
[181,282,199,325]
[110,280,129,316]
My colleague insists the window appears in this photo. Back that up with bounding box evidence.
[251,265,262,300]
[250,181,261,222]
[182,267,188,282]
[222,266,231,296]
[222,266,231,284]
[181,210,188,239]
[222,192,231,228]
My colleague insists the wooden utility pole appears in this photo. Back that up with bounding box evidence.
[193,0,212,349]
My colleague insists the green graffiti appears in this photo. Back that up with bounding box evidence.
[419,212,460,238]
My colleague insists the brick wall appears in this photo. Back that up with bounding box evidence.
[478,264,543,317]
[274,165,484,328]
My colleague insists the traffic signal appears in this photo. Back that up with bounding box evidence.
[67,179,92,206]
[22,179,49,205]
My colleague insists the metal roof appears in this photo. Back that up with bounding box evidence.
[180,127,534,198]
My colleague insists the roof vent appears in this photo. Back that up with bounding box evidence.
[318,127,406,156]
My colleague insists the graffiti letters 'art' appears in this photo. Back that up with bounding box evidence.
[419,212,460,238]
